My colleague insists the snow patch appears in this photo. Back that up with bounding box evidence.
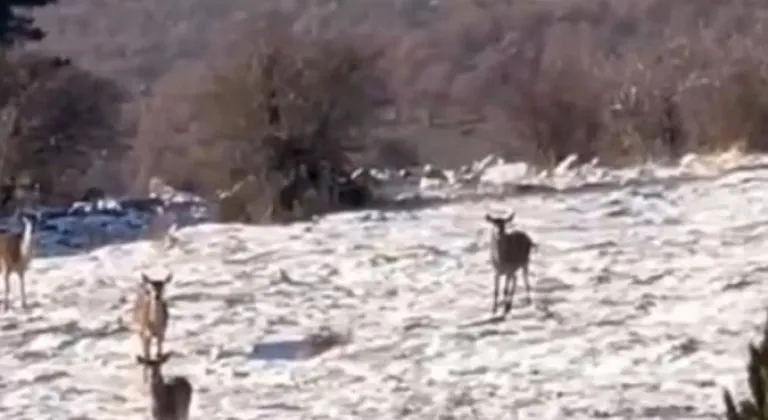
[0,151,764,418]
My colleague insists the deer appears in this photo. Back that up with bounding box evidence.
[485,212,535,316]
[145,207,179,252]
[278,163,315,220]
[316,160,338,211]
[133,273,172,383]
[1,212,37,311]
[136,352,193,420]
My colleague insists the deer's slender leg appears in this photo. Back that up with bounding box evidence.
[522,263,532,305]
[2,270,9,311]
[156,335,163,360]
[18,271,26,309]
[503,272,518,315]
[492,272,500,315]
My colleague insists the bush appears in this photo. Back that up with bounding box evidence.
[379,0,768,167]
[491,58,610,166]
[724,311,768,419]
[0,51,126,206]
[132,24,390,223]
[118,0,768,207]
[128,59,209,197]
[18,0,768,180]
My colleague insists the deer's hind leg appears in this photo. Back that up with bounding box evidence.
[492,271,501,315]
[2,269,10,311]
[18,270,27,309]
[522,263,532,305]
[503,271,518,316]
[155,333,164,360]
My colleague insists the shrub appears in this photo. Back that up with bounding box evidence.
[17,0,768,176]
[379,0,768,167]
[128,59,209,196]
[490,57,611,166]
[132,24,390,223]
[724,311,768,419]
[0,51,126,205]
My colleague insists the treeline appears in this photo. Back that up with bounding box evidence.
[4,0,768,214]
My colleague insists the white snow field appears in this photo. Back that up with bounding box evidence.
[3,153,768,420]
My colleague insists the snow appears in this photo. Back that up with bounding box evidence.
[2,152,768,419]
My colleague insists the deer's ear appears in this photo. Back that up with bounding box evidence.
[164,274,173,284]
[505,212,516,222]
[159,352,172,363]
[140,274,151,284]
[136,355,146,364]
[484,214,494,223]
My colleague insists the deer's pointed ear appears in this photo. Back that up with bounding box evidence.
[164,274,173,284]
[159,352,172,363]
[140,274,151,284]
[484,214,493,223]
[136,355,146,364]
[505,212,516,222]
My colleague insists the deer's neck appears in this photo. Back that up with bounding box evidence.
[149,370,166,392]
[149,296,159,314]
[20,219,33,260]
[148,296,165,323]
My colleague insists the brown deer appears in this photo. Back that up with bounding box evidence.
[1,213,36,311]
[485,212,535,316]
[136,352,193,420]
[133,273,171,382]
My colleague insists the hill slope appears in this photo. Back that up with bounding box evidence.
[1,161,765,418]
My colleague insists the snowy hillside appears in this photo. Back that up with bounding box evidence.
[2,153,768,419]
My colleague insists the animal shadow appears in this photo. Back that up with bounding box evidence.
[250,329,350,361]
[459,314,507,329]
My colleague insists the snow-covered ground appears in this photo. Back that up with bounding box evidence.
[2,153,768,419]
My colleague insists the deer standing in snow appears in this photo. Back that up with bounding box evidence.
[133,273,172,382]
[485,212,535,316]
[0,213,36,311]
[136,352,193,420]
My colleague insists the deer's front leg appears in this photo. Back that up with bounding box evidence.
[19,272,27,309]
[503,272,517,316]
[156,334,164,359]
[2,271,10,311]
[522,264,532,306]
[492,272,500,315]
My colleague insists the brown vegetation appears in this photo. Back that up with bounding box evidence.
[130,23,388,222]
[3,0,768,220]
[0,51,125,206]
[724,311,768,419]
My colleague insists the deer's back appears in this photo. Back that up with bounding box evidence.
[150,377,192,420]
[491,230,533,270]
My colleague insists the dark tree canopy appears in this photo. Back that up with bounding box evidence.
[0,0,58,48]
